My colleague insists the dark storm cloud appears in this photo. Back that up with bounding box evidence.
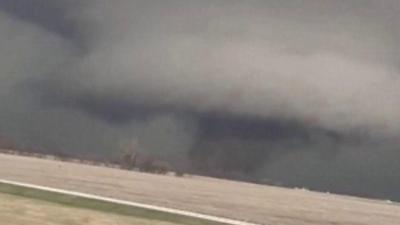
[26,0,400,136]
[0,0,83,45]
[2,0,400,200]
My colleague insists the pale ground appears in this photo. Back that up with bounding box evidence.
[0,153,400,225]
[0,192,180,225]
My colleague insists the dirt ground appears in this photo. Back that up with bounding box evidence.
[0,192,181,225]
[0,153,399,225]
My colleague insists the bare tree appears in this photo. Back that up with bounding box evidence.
[120,140,173,174]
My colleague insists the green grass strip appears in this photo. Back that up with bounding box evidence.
[0,182,228,225]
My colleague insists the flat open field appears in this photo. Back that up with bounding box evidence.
[0,191,181,225]
[0,153,400,225]
[0,181,226,225]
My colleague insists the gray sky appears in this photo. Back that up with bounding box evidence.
[1,0,400,200]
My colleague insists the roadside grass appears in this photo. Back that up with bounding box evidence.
[0,182,227,225]
[0,192,179,225]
